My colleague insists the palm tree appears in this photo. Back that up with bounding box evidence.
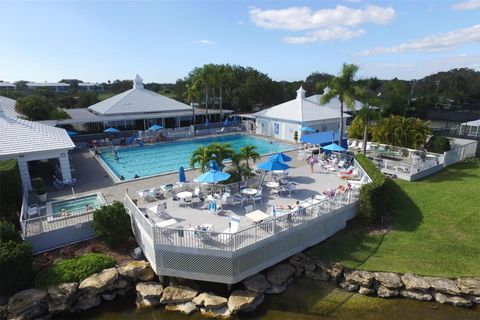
[190,146,212,172]
[320,63,364,145]
[185,83,201,125]
[239,145,260,167]
[356,103,381,155]
[411,118,431,149]
[227,153,256,182]
[208,143,234,170]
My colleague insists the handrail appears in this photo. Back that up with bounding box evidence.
[146,189,360,252]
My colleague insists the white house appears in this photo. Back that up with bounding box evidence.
[0,82,16,91]
[0,108,75,190]
[26,82,70,92]
[253,87,351,142]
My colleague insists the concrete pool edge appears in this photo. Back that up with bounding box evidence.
[93,133,300,184]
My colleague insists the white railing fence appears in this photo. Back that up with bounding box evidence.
[140,188,359,253]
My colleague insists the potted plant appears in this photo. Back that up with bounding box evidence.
[34,178,47,202]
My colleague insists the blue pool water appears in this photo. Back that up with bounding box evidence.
[52,194,104,216]
[99,134,294,181]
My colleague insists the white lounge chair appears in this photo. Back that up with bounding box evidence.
[222,215,240,234]
[216,127,225,134]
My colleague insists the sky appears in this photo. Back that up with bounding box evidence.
[0,0,479,84]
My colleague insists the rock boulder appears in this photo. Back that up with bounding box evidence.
[434,292,472,307]
[316,261,343,281]
[358,286,376,295]
[305,269,330,281]
[192,292,227,309]
[165,302,197,315]
[399,290,433,301]
[136,282,163,308]
[160,286,198,304]
[401,273,430,292]
[344,270,374,287]
[456,278,480,296]
[47,282,79,313]
[78,268,118,294]
[376,285,399,298]
[288,253,316,276]
[339,281,359,292]
[243,274,271,293]
[7,289,48,320]
[227,290,264,314]
[117,260,155,282]
[266,264,296,287]
[374,272,403,289]
[424,277,461,296]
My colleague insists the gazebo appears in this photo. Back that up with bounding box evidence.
[460,119,480,138]
[0,110,75,190]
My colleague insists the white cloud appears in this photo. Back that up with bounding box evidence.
[284,27,365,44]
[238,20,245,25]
[356,24,480,56]
[359,54,480,79]
[451,0,480,10]
[249,5,395,31]
[192,40,215,45]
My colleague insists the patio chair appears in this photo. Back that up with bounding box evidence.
[222,215,240,234]
[244,205,253,214]
[252,190,263,205]
[285,182,296,197]
[234,193,246,207]
[181,196,193,207]
[208,201,222,215]
[27,204,40,219]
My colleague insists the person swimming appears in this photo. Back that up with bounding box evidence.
[134,174,140,179]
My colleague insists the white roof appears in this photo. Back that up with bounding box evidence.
[0,112,74,158]
[0,96,19,118]
[253,87,349,123]
[78,82,98,87]
[26,82,70,87]
[0,82,15,87]
[306,94,363,111]
[461,119,480,127]
[88,75,192,115]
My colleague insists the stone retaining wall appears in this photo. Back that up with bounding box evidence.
[2,253,479,320]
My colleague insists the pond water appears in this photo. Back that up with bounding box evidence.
[65,278,479,320]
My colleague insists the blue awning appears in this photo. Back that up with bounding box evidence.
[299,131,348,148]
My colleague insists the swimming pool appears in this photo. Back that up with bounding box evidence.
[99,134,295,181]
[47,193,106,219]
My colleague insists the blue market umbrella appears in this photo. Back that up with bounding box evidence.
[208,160,220,171]
[257,159,290,171]
[233,116,238,124]
[300,126,315,132]
[322,143,346,152]
[205,118,209,126]
[269,153,292,163]
[148,124,163,131]
[179,166,186,183]
[224,118,229,126]
[194,168,231,184]
[103,127,120,133]
[66,130,77,137]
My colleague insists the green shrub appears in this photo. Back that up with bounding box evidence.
[92,202,132,248]
[0,220,22,243]
[426,135,451,153]
[33,177,46,195]
[355,154,389,223]
[0,160,22,222]
[34,253,116,288]
[0,240,33,294]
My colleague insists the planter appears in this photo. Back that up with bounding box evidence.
[38,193,47,202]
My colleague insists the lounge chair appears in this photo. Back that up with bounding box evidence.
[222,215,240,234]
[215,127,225,134]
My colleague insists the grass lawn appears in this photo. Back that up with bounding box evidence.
[307,160,480,278]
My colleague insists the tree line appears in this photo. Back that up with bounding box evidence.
[1,66,478,121]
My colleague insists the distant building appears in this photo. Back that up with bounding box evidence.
[26,82,70,92]
[0,82,16,91]
[78,82,101,92]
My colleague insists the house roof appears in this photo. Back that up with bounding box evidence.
[461,118,480,127]
[253,87,350,123]
[0,96,19,118]
[0,111,74,158]
[78,82,98,87]
[88,75,192,115]
[26,82,70,87]
[0,82,15,87]
[305,94,363,112]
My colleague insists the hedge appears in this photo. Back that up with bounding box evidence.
[0,240,33,295]
[34,253,116,288]
[355,154,389,223]
[92,202,132,248]
[426,135,451,154]
[0,160,22,223]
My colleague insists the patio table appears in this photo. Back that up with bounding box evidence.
[177,191,193,199]
[241,188,258,196]
[246,210,269,223]
[265,181,279,188]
